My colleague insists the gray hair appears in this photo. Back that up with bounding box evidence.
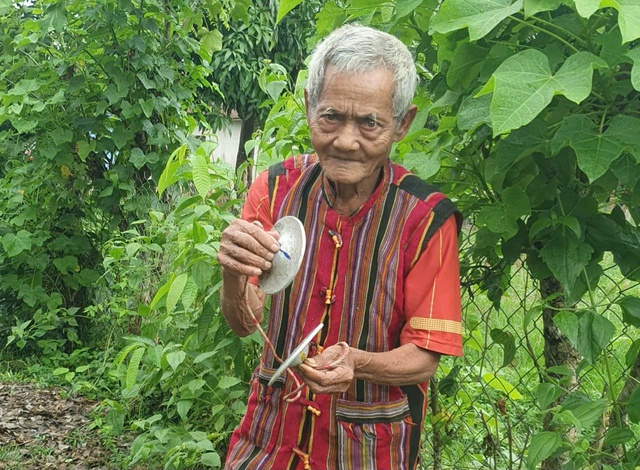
[306,24,418,120]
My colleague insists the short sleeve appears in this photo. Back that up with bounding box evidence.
[240,169,274,230]
[400,215,463,356]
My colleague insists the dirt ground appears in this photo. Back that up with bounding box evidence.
[0,382,127,470]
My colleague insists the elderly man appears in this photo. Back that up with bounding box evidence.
[217,24,463,470]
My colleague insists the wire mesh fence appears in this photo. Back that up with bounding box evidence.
[420,230,640,469]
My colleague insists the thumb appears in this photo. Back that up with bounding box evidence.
[304,357,318,368]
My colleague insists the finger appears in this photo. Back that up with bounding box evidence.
[217,249,268,277]
[220,221,279,263]
[235,220,281,254]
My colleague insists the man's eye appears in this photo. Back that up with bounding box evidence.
[365,119,377,128]
[323,113,338,121]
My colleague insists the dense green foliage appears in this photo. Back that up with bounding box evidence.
[2,0,640,468]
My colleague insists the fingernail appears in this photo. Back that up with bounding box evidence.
[253,269,262,276]
[266,252,275,261]
[271,244,280,252]
[264,261,272,270]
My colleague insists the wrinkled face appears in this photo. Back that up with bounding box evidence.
[306,66,414,187]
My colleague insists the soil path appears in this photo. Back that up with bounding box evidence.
[0,382,123,469]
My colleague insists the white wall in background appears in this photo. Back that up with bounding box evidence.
[212,119,242,168]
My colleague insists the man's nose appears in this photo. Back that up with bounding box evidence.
[332,122,361,152]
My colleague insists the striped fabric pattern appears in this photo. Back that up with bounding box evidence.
[225,155,462,470]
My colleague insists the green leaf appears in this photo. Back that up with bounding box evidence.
[619,296,640,327]
[526,431,562,469]
[177,399,193,421]
[158,145,187,196]
[447,43,488,90]
[8,78,43,96]
[575,310,615,364]
[614,0,640,43]
[626,47,640,91]
[540,233,593,292]
[524,0,562,17]
[2,231,32,257]
[629,387,640,423]
[276,0,304,24]
[167,273,188,315]
[51,128,73,146]
[77,141,96,162]
[53,256,79,274]
[194,351,217,364]
[149,280,170,311]
[10,117,38,134]
[567,397,607,429]
[396,0,424,18]
[482,373,523,399]
[574,0,601,18]
[430,0,525,40]
[129,148,147,169]
[490,328,516,366]
[166,350,187,370]
[403,152,441,180]
[536,382,563,409]
[489,50,607,135]
[485,119,548,189]
[200,452,222,468]
[195,243,218,259]
[626,339,640,367]
[553,311,579,346]
[0,0,12,15]
[192,149,210,201]
[198,299,216,344]
[603,427,635,446]
[39,1,67,31]
[126,346,145,389]
[218,376,242,389]
[475,186,530,238]
[200,29,223,62]
[553,114,640,182]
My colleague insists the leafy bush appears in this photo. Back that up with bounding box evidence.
[99,143,260,468]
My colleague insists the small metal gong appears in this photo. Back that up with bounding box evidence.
[258,216,306,295]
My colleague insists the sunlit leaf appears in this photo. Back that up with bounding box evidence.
[396,0,424,18]
[626,46,640,91]
[167,273,188,315]
[166,351,187,370]
[191,148,210,201]
[218,376,242,389]
[482,373,523,399]
[430,0,525,40]
[276,0,304,24]
[126,346,145,389]
[524,0,562,17]
[201,452,221,467]
[489,50,606,135]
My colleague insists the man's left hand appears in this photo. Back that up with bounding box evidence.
[297,343,354,394]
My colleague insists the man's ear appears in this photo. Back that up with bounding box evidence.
[393,105,418,142]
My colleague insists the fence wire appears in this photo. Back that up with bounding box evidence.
[420,229,640,469]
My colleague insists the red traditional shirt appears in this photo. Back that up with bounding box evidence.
[224,155,462,470]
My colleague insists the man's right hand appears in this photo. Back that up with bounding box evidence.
[217,219,281,278]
